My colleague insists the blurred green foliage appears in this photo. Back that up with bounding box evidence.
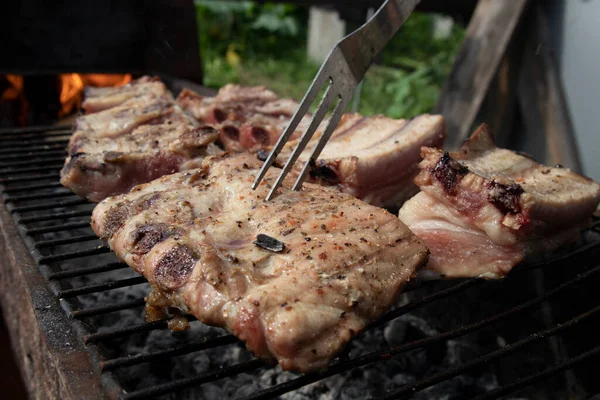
[195,1,465,119]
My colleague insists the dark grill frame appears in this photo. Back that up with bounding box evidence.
[1,122,600,399]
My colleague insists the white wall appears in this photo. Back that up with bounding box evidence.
[549,0,600,180]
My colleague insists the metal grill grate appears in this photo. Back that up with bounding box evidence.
[1,124,600,399]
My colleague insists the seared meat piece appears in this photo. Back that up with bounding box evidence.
[179,85,446,209]
[61,76,224,202]
[72,92,174,142]
[399,124,600,278]
[82,76,170,114]
[284,113,446,210]
[177,86,310,152]
[91,153,428,372]
[61,109,221,202]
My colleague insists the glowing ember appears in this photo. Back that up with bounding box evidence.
[58,73,132,117]
[1,74,24,101]
[59,73,84,117]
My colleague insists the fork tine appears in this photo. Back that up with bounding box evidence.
[292,95,351,191]
[265,81,336,201]
[251,68,331,191]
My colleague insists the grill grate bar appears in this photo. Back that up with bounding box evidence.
[515,241,600,274]
[121,359,267,400]
[7,190,72,203]
[83,316,199,344]
[0,150,67,161]
[101,335,239,372]
[0,139,69,148]
[0,125,71,135]
[370,279,480,330]
[3,182,63,194]
[19,209,90,223]
[473,345,600,400]
[0,157,67,169]
[11,198,87,213]
[0,164,63,176]
[0,145,67,155]
[0,172,61,184]
[0,132,70,141]
[48,261,127,280]
[27,220,91,235]
[38,245,110,263]
[71,298,147,319]
[377,303,600,399]
[35,234,100,249]
[59,276,147,298]
[240,263,600,400]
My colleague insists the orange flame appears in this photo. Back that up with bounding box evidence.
[2,74,24,101]
[58,73,132,117]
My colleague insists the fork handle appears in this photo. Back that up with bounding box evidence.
[339,0,421,81]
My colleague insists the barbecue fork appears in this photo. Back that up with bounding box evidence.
[252,0,421,200]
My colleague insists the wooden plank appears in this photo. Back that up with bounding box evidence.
[0,202,112,399]
[516,4,581,172]
[472,5,529,149]
[434,0,529,148]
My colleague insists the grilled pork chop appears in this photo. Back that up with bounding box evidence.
[177,86,310,152]
[61,81,221,202]
[399,124,600,278]
[82,76,169,114]
[91,153,428,372]
[283,113,446,209]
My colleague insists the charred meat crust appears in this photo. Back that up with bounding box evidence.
[253,234,285,253]
[63,152,87,173]
[131,223,184,254]
[103,201,132,238]
[153,244,198,290]
[487,181,524,214]
[308,160,342,186]
[432,152,469,194]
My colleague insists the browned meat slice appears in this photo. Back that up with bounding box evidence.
[61,109,220,202]
[177,86,310,152]
[91,153,428,372]
[282,113,446,210]
[72,92,175,142]
[399,124,600,278]
[82,76,170,114]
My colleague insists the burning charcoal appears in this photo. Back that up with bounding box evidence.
[256,149,269,161]
[383,318,408,346]
[253,233,285,252]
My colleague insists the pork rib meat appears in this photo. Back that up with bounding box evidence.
[283,113,446,209]
[177,85,310,152]
[61,78,221,202]
[91,153,428,372]
[399,124,600,278]
[82,76,170,114]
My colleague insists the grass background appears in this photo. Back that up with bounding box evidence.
[195,1,465,119]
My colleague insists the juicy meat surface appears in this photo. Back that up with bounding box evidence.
[61,78,221,202]
[72,92,175,142]
[82,76,170,114]
[399,124,600,278]
[178,86,447,209]
[91,153,428,372]
[177,86,310,152]
[283,113,446,210]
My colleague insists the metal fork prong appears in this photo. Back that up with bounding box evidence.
[292,95,350,192]
[265,82,336,201]
[251,70,332,191]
